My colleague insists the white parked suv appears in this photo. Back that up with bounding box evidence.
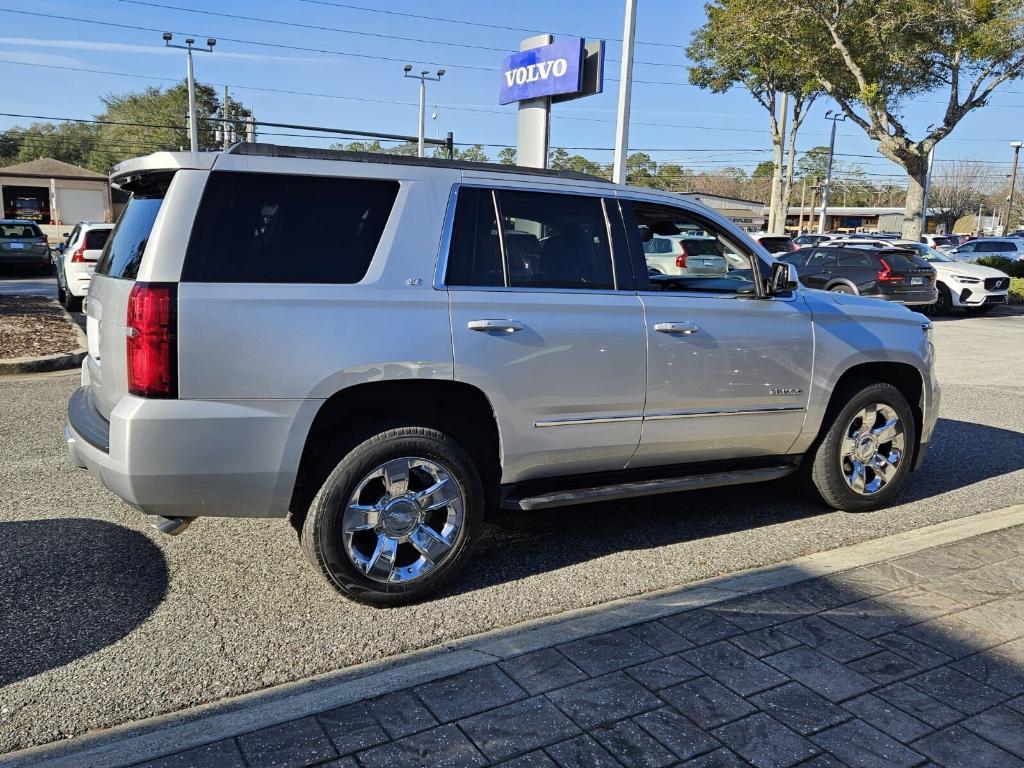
[56,222,114,311]
[65,144,940,605]
[831,238,1010,314]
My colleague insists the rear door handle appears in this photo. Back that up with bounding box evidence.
[468,319,525,334]
[654,322,699,335]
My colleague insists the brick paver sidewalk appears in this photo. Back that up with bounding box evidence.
[130,524,1024,768]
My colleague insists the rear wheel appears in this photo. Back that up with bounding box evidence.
[829,284,856,294]
[301,426,484,606]
[805,381,916,511]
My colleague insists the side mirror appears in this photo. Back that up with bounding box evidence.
[62,232,69,237]
[769,261,799,294]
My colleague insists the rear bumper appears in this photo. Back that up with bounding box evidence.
[63,263,94,297]
[65,384,308,519]
[0,251,50,266]
[876,287,938,306]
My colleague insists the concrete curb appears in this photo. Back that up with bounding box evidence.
[0,302,86,376]
[5,504,1024,768]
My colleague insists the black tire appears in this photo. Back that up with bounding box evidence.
[928,283,952,316]
[62,282,82,312]
[829,284,855,294]
[804,380,916,512]
[301,426,484,606]
[56,275,66,305]
[965,304,995,315]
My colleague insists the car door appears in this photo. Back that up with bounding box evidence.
[620,198,813,466]
[444,185,646,484]
[795,247,838,289]
[835,247,876,291]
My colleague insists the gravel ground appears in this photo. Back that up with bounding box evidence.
[1,307,1022,754]
[0,297,80,359]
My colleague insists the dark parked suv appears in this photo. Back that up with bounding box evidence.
[779,245,937,307]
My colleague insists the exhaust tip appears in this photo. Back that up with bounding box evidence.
[151,516,195,536]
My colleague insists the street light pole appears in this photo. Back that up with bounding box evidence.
[612,0,637,185]
[1005,141,1023,235]
[818,111,846,234]
[163,33,216,153]
[404,66,445,158]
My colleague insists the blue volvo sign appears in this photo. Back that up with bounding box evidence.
[499,38,585,105]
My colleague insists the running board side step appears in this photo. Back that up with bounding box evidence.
[502,465,796,512]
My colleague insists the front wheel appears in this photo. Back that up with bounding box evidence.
[805,381,916,511]
[829,284,856,295]
[301,426,484,606]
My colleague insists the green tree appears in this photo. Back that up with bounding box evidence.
[796,146,830,182]
[688,0,820,233]
[625,152,658,185]
[751,160,775,179]
[652,163,692,191]
[497,147,517,165]
[450,144,489,163]
[331,140,385,153]
[548,147,606,177]
[756,0,1024,239]
[90,82,248,172]
[1,121,99,169]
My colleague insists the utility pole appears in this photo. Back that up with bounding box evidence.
[976,201,984,237]
[245,114,256,143]
[403,65,445,158]
[163,33,216,153]
[797,176,807,234]
[921,147,935,233]
[808,180,819,233]
[222,85,231,149]
[612,0,637,185]
[1004,141,1023,235]
[818,111,846,234]
[770,91,789,234]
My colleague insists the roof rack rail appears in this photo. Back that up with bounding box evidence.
[225,142,610,183]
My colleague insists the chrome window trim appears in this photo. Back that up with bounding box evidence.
[435,181,626,293]
[534,404,805,428]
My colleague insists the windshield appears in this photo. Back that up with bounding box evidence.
[907,243,953,262]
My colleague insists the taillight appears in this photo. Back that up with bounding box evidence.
[126,283,177,398]
[876,258,904,285]
[790,242,799,252]
[70,246,86,263]
[675,242,689,269]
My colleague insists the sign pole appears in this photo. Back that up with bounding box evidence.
[516,34,554,169]
[612,0,637,185]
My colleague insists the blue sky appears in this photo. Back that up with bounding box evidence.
[1,0,1020,185]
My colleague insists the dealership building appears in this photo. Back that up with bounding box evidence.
[0,157,113,226]
[682,193,767,232]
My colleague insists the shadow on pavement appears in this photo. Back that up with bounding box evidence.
[191,522,1024,768]
[0,518,168,686]
[454,417,1023,596]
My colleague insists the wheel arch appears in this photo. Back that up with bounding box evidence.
[825,278,859,294]
[820,361,925,466]
[288,380,501,532]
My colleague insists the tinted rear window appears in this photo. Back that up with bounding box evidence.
[0,223,42,238]
[95,194,166,280]
[85,229,111,250]
[882,251,928,270]
[757,237,790,251]
[182,172,399,283]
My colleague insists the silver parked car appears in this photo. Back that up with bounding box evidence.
[65,144,940,605]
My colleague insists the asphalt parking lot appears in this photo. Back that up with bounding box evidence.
[1,305,1023,755]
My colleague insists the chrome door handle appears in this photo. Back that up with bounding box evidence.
[654,322,699,335]
[468,319,525,334]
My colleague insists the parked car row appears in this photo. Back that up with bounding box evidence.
[0,219,50,272]
[53,222,114,311]
[694,230,1014,315]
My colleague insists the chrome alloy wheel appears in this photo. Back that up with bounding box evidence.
[342,457,464,584]
[840,403,905,496]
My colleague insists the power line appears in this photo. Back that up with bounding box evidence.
[115,0,688,68]
[294,0,683,48]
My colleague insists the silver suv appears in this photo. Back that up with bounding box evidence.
[66,144,940,605]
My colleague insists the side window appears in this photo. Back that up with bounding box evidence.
[993,241,1016,253]
[445,188,616,290]
[838,248,873,267]
[496,190,614,290]
[957,242,976,253]
[445,188,503,287]
[628,203,758,295]
[182,172,399,283]
[806,248,837,268]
